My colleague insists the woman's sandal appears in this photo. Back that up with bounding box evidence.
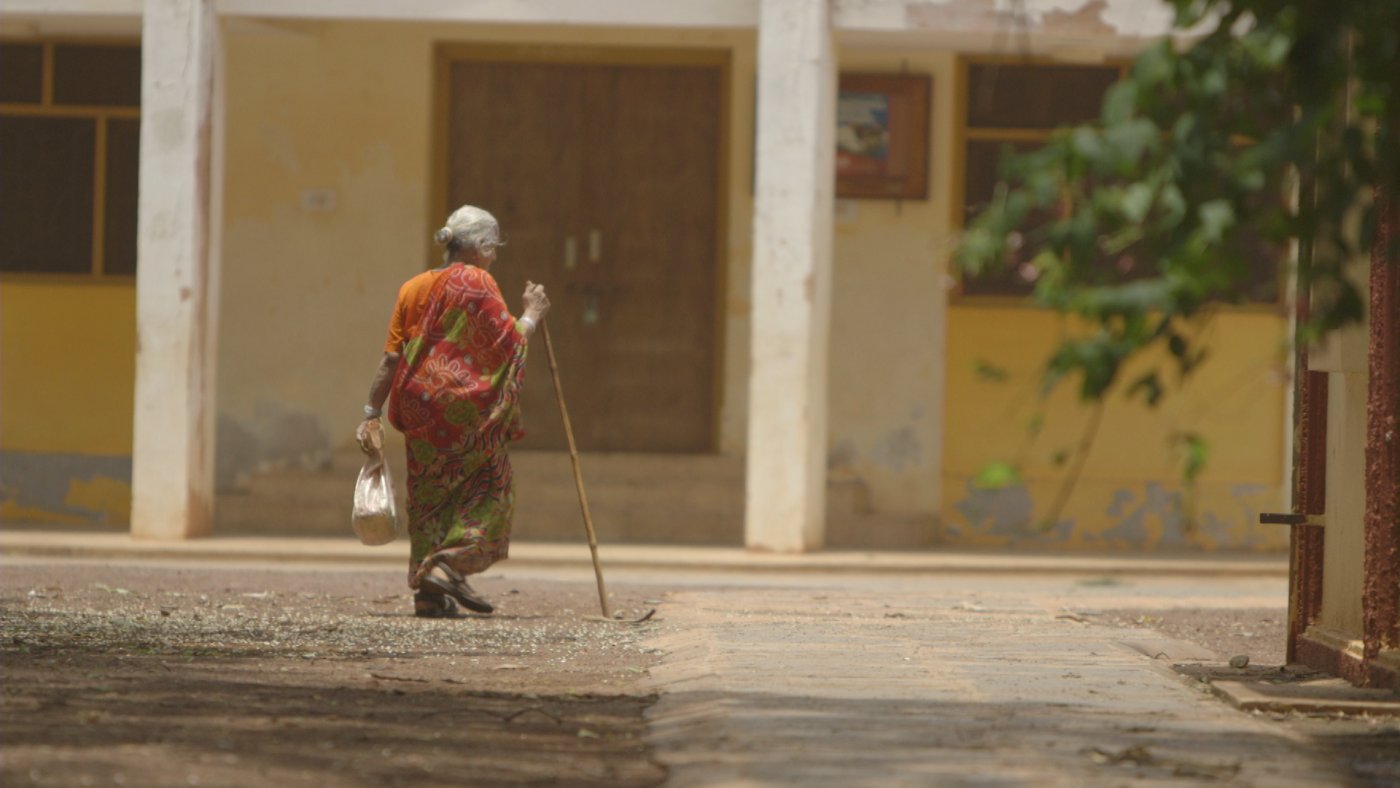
[414,591,460,618]
[422,563,494,614]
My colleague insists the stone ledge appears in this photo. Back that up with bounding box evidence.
[1210,678,1400,716]
[0,529,1290,577]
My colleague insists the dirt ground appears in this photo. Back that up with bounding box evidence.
[1100,607,1400,786]
[1099,607,1288,666]
[5,562,1398,786]
[1,564,668,787]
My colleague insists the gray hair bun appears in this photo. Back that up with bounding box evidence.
[435,206,499,262]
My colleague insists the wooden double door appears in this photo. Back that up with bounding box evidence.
[442,54,724,452]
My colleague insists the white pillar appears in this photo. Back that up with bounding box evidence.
[745,0,836,551]
[131,0,222,539]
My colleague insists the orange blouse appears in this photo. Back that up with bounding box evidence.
[383,268,448,353]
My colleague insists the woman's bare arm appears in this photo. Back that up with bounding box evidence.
[357,352,400,452]
[366,352,401,413]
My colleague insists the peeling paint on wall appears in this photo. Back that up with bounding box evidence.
[900,0,1174,38]
[216,406,331,490]
[63,475,133,524]
[871,427,924,472]
[0,453,133,526]
[945,477,1288,551]
[951,480,1035,547]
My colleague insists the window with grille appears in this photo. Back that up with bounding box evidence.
[0,40,140,277]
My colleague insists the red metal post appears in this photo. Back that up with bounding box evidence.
[1362,190,1400,687]
[1288,285,1329,663]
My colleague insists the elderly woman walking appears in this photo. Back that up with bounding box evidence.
[358,205,550,618]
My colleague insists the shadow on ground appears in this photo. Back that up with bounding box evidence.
[1,564,667,787]
[1,651,663,787]
[649,688,1400,785]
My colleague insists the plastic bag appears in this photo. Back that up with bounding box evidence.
[351,422,400,546]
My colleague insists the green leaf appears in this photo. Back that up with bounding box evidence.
[1175,432,1210,484]
[1200,63,1228,98]
[1104,118,1159,164]
[1066,279,1178,315]
[1071,127,1105,162]
[1102,81,1138,125]
[972,461,1022,490]
[1119,182,1155,223]
[1168,334,1188,359]
[1126,372,1165,407]
[1043,336,1126,401]
[974,359,1010,383]
[1158,183,1187,227]
[1171,112,1198,143]
[1197,199,1235,242]
[1132,40,1175,84]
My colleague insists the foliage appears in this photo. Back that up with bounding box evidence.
[957,0,1398,404]
[972,459,1022,489]
[955,0,1398,510]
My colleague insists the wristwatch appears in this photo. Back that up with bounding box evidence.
[363,404,381,419]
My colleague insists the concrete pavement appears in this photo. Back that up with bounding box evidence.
[641,583,1348,786]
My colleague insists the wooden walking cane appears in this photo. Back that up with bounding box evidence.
[540,319,612,619]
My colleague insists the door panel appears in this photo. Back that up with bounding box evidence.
[446,62,589,451]
[446,58,721,452]
[578,66,720,451]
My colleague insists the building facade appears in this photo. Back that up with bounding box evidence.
[1,0,1292,553]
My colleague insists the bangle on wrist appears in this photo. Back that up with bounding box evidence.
[519,315,537,334]
[363,404,381,419]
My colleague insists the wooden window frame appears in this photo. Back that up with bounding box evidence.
[950,54,1285,310]
[0,37,140,283]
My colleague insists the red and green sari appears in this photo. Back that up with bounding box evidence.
[387,263,528,590]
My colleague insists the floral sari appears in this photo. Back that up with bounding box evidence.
[387,263,528,589]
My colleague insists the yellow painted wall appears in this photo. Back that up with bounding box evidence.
[828,48,956,518]
[941,305,1291,551]
[1319,371,1367,632]
[0,279,135,526]
[1308,277,1370,635]
[0,280,135,455]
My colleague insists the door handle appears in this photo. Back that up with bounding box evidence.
[564,237,578,270]
[588,230,602,263]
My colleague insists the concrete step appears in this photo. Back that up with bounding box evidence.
[327,446,745,482]
[214,490,740,543]
[247,451,868,512]
[239,464,746,507]
[217,449,908,547]
[215,490,924,548]
[214,494,355,536]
